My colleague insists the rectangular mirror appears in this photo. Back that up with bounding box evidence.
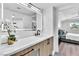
[2,3,42,31]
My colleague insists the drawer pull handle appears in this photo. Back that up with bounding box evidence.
[21,49,34,56]
[47,39,50,45]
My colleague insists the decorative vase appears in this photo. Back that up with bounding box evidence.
[8,35,16,45]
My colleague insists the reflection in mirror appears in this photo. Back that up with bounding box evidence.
[0,3,43,40]
[0,3,43,45]
[3,3,37,31]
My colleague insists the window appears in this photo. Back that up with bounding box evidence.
[70,22,79,29]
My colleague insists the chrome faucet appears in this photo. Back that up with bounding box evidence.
[35,30,40,36]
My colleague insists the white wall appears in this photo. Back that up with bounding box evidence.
[0,8,1,19]
[43,6,53,35]
[53,7,59,53]
[43,6,59,54]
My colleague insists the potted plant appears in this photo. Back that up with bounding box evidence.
[7,29,16,45]
[6,23,16,45]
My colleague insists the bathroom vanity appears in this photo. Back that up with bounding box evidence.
[0,3,53,56]
[14,36,53,56]
[0,34,53,56]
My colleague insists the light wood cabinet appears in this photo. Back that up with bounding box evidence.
[15,44,40,56]
[43,37,53,56]
[14,37,53,56]
[39,41,44,56]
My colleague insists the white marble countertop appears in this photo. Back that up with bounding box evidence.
[0,34,53,56]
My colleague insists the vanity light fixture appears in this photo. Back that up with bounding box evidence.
[17,3,28,7]
[17,3,42,15]
[28,3,42,15]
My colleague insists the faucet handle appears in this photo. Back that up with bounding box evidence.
[37,30,40,35]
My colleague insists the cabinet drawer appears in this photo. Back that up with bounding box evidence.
[43,38,53,56]
[15,44,40,56]
[15,48,34,56]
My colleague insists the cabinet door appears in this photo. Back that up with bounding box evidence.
[15,48,32,56]
[14,37,53,56]
[39,42,44,56]
[43,40,49,56]
[43,38,53,56]
[25,49,40,56]
[15,44,40,56]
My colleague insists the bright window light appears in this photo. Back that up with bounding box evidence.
[70,22,79,29]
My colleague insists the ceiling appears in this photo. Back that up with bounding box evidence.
[33,3,71,10]
[58,4,79,21]
[1,3,78,16]
[3,3,35,16]
[3,3,70,16]
[32,3,79,21]
[33,3,79,10]
[1,3,79,21]
[33,3,79,20]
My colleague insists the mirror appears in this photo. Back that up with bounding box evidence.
[2,3,42,32]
